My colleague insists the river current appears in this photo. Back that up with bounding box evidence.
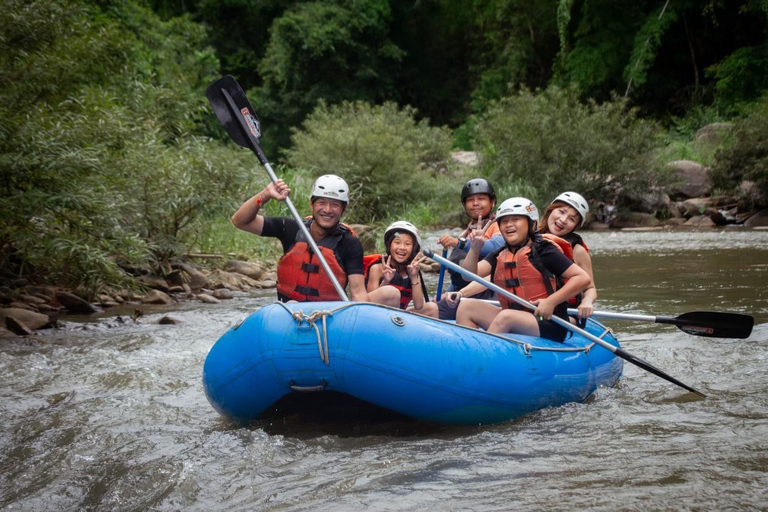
[1,230,767,511]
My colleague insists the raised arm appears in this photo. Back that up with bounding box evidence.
[231,179,291,235]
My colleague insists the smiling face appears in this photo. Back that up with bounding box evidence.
[547,204,581,236]
[463,193,495,220]
[310,197,345,230]
[498,215,531,246]
[388,232,415,264]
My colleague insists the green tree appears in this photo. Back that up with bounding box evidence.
[254,0,405,156]
[473,86,661,206]
[711,94,768,207]
[0,0,250,294]
[285,101,453,222]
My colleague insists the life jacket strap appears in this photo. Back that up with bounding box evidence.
[505,278,520,288]
[301,262,320,273]
[294,285,320,297]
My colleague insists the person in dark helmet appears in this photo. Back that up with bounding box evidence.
[420,178,504,319]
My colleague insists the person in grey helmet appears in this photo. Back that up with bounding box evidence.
[420,178,504,320]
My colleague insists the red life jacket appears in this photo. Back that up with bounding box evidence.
[362,254,412,309]
[276,219,353,302]
[492,238,564,310]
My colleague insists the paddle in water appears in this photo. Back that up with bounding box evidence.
[424,248,707,398]
[566,309,754,339]
[206,75,349,300]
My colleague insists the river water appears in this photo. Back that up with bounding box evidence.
[1,230,767,511]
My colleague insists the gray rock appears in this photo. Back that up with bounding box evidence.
[224,260,264,280]
[5,316,34,335]
[136,275,170,292]
[451,151,479,166]
[177,263,209,290]
[744,209,768,227]
[0,308,51,330]
[159,315,183,325]
[694,122,733,143]
[684,215,716,227]
[196,294,221,304]
[55,291,100,314]
[212,289,233,300]
[141,290,174,305]
[667,160,712,199]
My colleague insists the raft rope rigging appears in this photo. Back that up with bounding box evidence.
[291,309,334,365]
[277,302,614,362]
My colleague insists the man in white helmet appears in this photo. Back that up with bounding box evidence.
[232,174,388,303]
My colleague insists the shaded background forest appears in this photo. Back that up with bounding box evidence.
[2,0,768,294]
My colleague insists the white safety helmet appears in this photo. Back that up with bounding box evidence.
[551,191,589,227]
[495,197,539,224]
[384,221,422,257]
[310,174,349,204]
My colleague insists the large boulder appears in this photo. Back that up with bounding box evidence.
[176,263,209,291]
[694,122,733,144]
[744,209,768,227]
[136,275,169,293]
[451,151,479,167]
[141,290,174,305]
[0,308,52,330]
[224,260,264,280]
[667,160,712,199]
[55,291,100,314]
[207,269,243,290]
[684,215,716,228]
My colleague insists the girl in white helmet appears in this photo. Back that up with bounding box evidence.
[456,197,591,342]
[538,192,596,319]
[365,221,429,310]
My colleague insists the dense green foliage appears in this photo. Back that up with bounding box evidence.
[285,101,454,222]
[0,0,252,295]
[711,95,768,207]
[473,87,661,206]
[3,0,768,292]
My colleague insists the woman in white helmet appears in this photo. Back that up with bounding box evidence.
[364,221,429,310]
[538,192,596,319]
[456,197,591,342]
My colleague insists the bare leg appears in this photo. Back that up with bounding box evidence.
[456,299,500,330]
[487,310,540,336]
[367,285,402,308]
[413,301,439,317]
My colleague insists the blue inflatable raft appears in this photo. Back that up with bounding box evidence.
[203,301,624,425]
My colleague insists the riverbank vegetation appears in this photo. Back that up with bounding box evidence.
[2,0,768,296]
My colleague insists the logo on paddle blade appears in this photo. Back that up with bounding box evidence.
[681,325,714,335]
[240,107,261,139]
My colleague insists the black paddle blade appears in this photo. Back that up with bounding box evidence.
[614,347,706,398]
[206,75,264,155]
[663,311,755,339]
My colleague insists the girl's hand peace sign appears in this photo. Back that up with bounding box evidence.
[406,252,426,279]
[380,256,396,284]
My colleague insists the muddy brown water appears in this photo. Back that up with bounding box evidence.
[1,230,767,511]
